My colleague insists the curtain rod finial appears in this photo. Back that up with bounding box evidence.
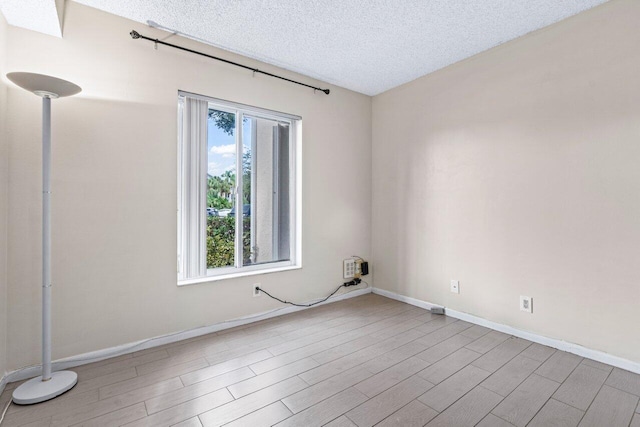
[130,30,140,39]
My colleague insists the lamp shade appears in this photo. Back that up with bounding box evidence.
[7,72,81,98]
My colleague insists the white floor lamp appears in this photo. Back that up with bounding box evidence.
[6,72,81,405]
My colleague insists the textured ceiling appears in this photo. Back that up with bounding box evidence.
[73,0,608,95]
[0,0,62,37]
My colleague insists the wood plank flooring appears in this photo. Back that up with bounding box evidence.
[1,294,639,426]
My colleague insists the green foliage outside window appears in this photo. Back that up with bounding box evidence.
[206,216,251,268]
[208,110,236,136]
[208,174,234,209]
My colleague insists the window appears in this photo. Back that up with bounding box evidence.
[177,91,301,284]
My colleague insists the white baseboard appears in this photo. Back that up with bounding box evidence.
[4,285,372,384]
[373,287,640,375]
[372,287,444,311]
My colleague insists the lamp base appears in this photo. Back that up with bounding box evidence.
[12,371,78,405]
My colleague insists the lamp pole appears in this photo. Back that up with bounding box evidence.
[42,94,52,381]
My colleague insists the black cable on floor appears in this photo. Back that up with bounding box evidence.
[257,279,362,308]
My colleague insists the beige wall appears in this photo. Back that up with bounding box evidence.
[372,0,640,363]
[0,12,9,380]
[3,1,371,372]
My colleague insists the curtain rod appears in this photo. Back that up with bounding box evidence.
[129,30,330,95]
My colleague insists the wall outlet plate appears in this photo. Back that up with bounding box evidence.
[253,284,261,297]
[520,295,532,313]
[343,259,355,279]
[450,280,460,294]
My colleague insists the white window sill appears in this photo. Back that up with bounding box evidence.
[178,264,301,286]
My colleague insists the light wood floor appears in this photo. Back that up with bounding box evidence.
[1,294,639,427]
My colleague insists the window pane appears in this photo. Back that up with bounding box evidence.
[206,108,237,269]
[243,116,290,266]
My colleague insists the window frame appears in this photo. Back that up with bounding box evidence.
[177,91,302,286]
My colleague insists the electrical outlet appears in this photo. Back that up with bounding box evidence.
[450,280,460,294]
[253,284,261,297]
[520,296,532,313]
[343,259,355,279]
